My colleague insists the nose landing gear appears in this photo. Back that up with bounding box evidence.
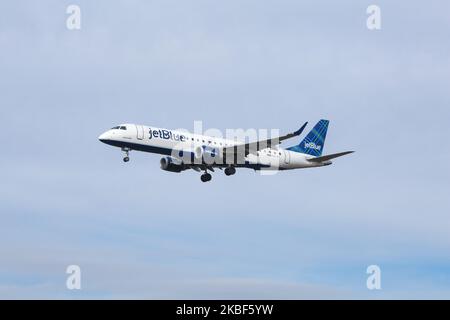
[122,148,131,162]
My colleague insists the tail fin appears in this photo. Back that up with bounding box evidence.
[287,119,329,156]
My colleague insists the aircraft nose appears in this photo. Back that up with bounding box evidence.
[98,132,109,142]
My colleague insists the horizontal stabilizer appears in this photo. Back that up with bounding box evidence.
[308,151,354,163]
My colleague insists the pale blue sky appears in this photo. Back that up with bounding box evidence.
[1,0,450,299]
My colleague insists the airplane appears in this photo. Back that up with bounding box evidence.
[98,119,354,182]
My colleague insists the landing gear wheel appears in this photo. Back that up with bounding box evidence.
[122,148,130,163]
[200,173,212,182]
[224,167,236,176]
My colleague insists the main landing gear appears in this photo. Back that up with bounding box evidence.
[201,166,235,182]
[224,166,236,176]
[122,148,130,162]
[200,171,212,182]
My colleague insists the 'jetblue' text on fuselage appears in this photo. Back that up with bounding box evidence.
[149,128,186,142]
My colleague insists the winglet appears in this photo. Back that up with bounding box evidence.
[294,122,308,136]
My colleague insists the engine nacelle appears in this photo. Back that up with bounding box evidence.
[160,156,184,173]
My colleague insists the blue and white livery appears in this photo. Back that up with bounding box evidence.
[98,120,353,182]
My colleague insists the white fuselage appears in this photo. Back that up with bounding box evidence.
[98,124,328,170]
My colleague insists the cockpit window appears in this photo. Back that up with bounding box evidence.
[111,126,120,129]
[120,126,127,130]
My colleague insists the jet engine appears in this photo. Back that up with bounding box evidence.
[160,156,185,173]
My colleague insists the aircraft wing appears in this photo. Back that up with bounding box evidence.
[307,151,354,162]
[222,122,308,157]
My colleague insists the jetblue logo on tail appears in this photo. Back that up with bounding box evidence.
[286,119,329,156]
[304,142,321,151]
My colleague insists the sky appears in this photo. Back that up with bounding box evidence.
[0,0,450,299]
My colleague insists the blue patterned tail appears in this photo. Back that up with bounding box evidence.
[287,120,329,156]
